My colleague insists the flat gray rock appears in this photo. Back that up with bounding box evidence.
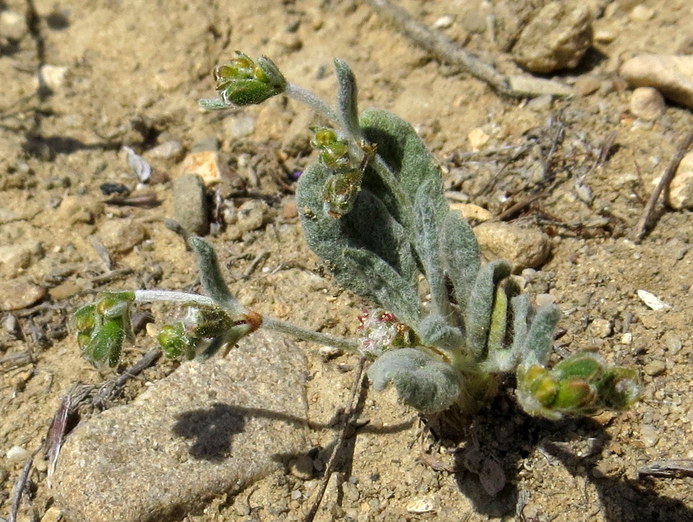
[53,330,309,522]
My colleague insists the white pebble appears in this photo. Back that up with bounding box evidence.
[629,87,665,121]
[6,445,31,463]
[636,289,670,311]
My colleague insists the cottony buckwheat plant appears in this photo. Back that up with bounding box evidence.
[74,52,640,421]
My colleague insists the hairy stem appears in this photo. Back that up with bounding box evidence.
[263,316,361,352]
[285,83,341,126]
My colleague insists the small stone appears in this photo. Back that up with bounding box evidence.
[0,279,47,311]
[40,507,63,522]
[52,330,308,522]
[669,151,693,210]
[589,318,613,338]
[474,222,552,270]
[38,65,69,90]
[226,115,256,139]
[97,219,147,254]
[640,425,659,448]
[281,198,298,219]
[535,293,556,307]
[57,195,103,224]
[449,203,492,223]
[508,76,573,98]
[48,280,83,300]
[148,140,184,161]
[433,15,454,29]
[637,289,670,311]
[512,2,593,73]
[643,359,666,376]
[467,127,490,151]
[406,496,438,514]
[6,445,31,463]
[179,150,230,186]
[662,332,682,354]
[629,87,665,120]
[235,200,268,233]
[620,54,693,109]
[620,332,633,345]
[574,76,601,96]
[0,10,28,40]
[0,241,45,277]
[173,174,209,236]
[593,28,617,44]
[629,5,655,22]
[289,454,314,480]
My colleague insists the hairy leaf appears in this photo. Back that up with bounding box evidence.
[441,209,480,311]
[367,347,464,414]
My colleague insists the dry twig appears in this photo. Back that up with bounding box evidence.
[634,131,693,241]
[304,357,367,522]
[366,0,569,98]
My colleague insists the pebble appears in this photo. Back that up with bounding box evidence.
[38,64,69,90]
[406,496,438,514]
[508,75,573,98]
[669,151,693,210]
[289,454,314,480]
[52,330,308,522]
[643,359,666,376]
[0,9,27,40]
[5,445,31,464]
[620,54,693,109]
[179,150,230,186]
[636,289,670,311]
[467,128,490,151]
[0,240,45,277]
[226,115,256,139]
[57,195,103,225]
[281,198,298,219]
[48,280,83,300]
[574,76,601,96]
[662,332,682,354]
[589,318,612,338]
[148,139,184,161]
[473,221,552,270]
[512,1,593,73]
[629,5,655,22]
[433,15,454,29]
[640,424,660,448]
[449,203,492,223]
[96,219,147,253]
[173,174,209,236]
[226,200,269,240]
[0,278,47,311]
[629,87,665,120]
[40,507,63,522]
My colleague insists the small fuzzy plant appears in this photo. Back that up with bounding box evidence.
[73,52,639,421]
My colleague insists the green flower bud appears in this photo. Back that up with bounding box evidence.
[554,353,604,381]
[553,379,596,410]
[72,304,99,334]
[322,169,363,218]
[310,127,351,170]
[214,51,286,106]
[158,323,197,360]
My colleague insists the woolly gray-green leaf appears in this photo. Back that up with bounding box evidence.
[520,304,561,366]
[367,348,464,414]
[465,260,511,360]
[334,59,360,138]
[441,209,480,311]
[413,178,449,315]
[189,236,245,315]
[342,248,421,327]
[297,162,419,321]
[359,108,446,210]
[417,314,464,352]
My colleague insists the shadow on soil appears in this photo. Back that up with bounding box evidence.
[425,394,693,522]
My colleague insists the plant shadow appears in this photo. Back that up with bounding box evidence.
[425,392,692,521]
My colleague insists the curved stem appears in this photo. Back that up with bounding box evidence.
[134,290,216,307]
[263,316,361,352]
[285,83,341,126]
